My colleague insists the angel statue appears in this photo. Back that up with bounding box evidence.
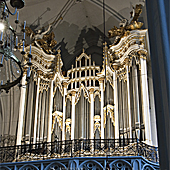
[108,4,143,45]
[24,24,57,54]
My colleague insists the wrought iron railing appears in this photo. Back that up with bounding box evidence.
[0,138,159,164]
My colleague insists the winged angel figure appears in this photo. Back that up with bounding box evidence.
[108,4,143,44]
[25,24,57,54]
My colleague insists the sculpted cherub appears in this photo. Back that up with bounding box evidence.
[126,4,143,30]
[108,4,143,44]
[24,24,57,54]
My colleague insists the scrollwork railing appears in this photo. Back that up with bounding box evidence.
[0,138,159,164]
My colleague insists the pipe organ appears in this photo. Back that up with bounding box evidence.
[15,29,157,146]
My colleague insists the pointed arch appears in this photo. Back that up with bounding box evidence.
[75,84,90,104]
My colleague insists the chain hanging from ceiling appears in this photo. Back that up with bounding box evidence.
[0,0,32,93]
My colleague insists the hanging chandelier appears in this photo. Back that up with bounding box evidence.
[0,0,32,93]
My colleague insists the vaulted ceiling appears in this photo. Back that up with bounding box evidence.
[9,0,147,70]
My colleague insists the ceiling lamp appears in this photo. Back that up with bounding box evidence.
[0,0,31,93]
[10,0,25,9]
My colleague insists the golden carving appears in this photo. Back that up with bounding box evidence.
[89,88,95,94]
[51,114,56,134]
[94,90,101,101]
[24,24,57,54]
[137,50,147,57]
[71,90,77,96]
[103,104,115,127]
[51,111,63,133]
[98,77,104,81]
[63,82,68,88]
[93,115,101,134]
[75,85,90,104]
[65,118,71,134]
[23,67,28,75]
[108,4,143,45]
[108,25,129,40]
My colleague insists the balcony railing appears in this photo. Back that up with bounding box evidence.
[0,138,159,164]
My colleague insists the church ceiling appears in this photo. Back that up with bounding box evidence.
[8,0,146,71]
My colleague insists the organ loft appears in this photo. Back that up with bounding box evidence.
[0,2,160,170]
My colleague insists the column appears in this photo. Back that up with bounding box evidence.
[85,60,87,77]
[71,90,76,140]
[132,61,140,138]
[119,80,123,136]
[84,98,87,138]
[89,88,94,139]
[16,73,26,145]
[44,88,49,141]
[47,79,53,143]
[79,60,81,67]
[113,71,119,139]
[107,113,111,139]
[122,80,126,135]
[99,78,104,139]
[62,82,67,140]
[148,73,158,146]
[123,81,127,134]
[76,59,77,68]
[75,81,77,88]
[71,81,73,89]
[40,90,46,141]
[33,76,40,144]
[140,56,152,144]
[80,93,85,138]
[25,74,34,143]
[37,91,42,141]
[126,65,132,138]
[145,1,170,168]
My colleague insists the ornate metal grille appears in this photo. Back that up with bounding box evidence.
[0,138,159,164]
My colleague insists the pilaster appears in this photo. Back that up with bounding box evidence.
[71,90,76,140]
[126,65,132,139]
[62,82,68,140]
[89,88,94,139]
[47,79,54,142]
[33,74,40,144]
[99,77,104,139]
[113,71,119,139]
[140,53,152,144]
[16,71,27,146]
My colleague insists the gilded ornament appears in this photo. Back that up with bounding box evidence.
[93,115,101,134]
[51,111,63,133]
[108,4,143,45]
[103,105,115,126]
[65,118,71,134]
[24,24,57,54]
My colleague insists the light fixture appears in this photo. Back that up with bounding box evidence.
[10,0,25,9]
[0,0,31,93]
